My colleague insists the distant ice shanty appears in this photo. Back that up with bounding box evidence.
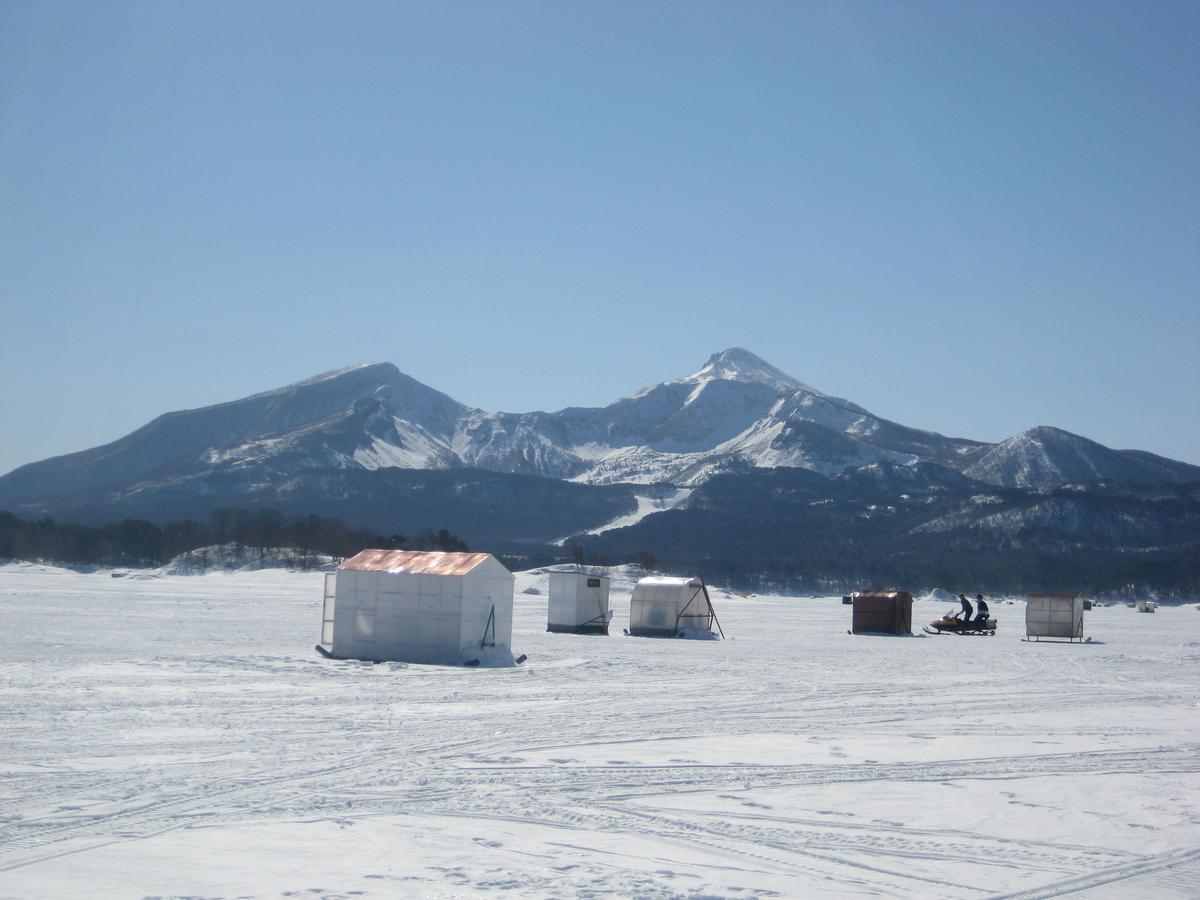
[320,550,514,665]
[850,591,913,634]
[628,576,723,638]
[547,570,611,635]
[1025,593,1085,642]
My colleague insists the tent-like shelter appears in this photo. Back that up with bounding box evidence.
[851,591,913,634]
[628,576,723,638]
[547,570,611,635]
[1025,593,1085,642]
[320,549,514,664]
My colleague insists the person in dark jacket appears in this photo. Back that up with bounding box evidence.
[958,593,973,621]
[974,594,990,623]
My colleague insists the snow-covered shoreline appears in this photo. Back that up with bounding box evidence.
[1,565,1198,897]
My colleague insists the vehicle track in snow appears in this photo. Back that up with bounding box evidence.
[989,844,1200,899]
[6,735,1190,890]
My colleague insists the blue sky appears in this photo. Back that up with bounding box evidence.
[2,0,1198,474]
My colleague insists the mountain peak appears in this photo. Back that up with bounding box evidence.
[965,424,1200,490]
[227,363,402,407]
[266,360,386,390]
[1024,425,1082,443]
[677,347,817,396]
[705,346,771,367]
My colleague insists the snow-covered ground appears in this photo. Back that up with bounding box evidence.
[1,563,1198,898]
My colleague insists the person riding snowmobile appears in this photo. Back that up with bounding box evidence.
[958,593,973,621]
[974,594,990,623]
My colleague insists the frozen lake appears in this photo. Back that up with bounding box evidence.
[1,564,1198,898]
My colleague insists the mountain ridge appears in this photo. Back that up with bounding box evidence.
[2,349,1197,527]
[964,425,1200,489]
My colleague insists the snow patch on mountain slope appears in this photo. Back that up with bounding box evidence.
[570,447,710,486]
[783,391,874,433]
[554,487,694,544]
[205,437,293,467]
[352,429,449,470]
[644,380,785,454]
[453,412,586,478]
[685,381,707,406]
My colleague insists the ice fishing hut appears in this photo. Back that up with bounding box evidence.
[319,550,514,665]
[1025,593,1085,642]
[628,576,723,638]
[547,569,611,635]
[850,591,913,634]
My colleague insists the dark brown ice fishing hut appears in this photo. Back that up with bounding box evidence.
[851,591,913,634]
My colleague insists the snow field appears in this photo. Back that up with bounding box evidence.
[0,563,1198,898]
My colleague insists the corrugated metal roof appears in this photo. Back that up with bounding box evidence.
[339,549,494,576]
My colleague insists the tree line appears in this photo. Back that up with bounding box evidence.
[0,509,468,570]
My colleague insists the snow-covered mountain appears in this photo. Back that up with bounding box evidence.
[0,349,965,497]
[963,426,1200,490]
[0,363,467,506]
[1,349,1197,525]
[454,348,949,484]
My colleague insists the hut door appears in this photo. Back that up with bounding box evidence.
[585,577,604,623]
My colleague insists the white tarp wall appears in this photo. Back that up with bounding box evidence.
[548,571,611,633]
[459,560,515,658]
[629,576,713,636]
[1026,593,1085,640]
[328,551,514,665]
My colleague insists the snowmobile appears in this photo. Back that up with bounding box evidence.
[923,609,997,636]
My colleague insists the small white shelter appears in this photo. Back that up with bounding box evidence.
[1025,593,1085,642]
[1136,599,1157,613]
[628,576,722,638]
[320,549,514,665]
[547,570,611,635]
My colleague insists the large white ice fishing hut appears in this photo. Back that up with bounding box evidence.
[1025,593,1085,642]
[628,576,722,638]
[320,550,514,665]
[547,570,611,635]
